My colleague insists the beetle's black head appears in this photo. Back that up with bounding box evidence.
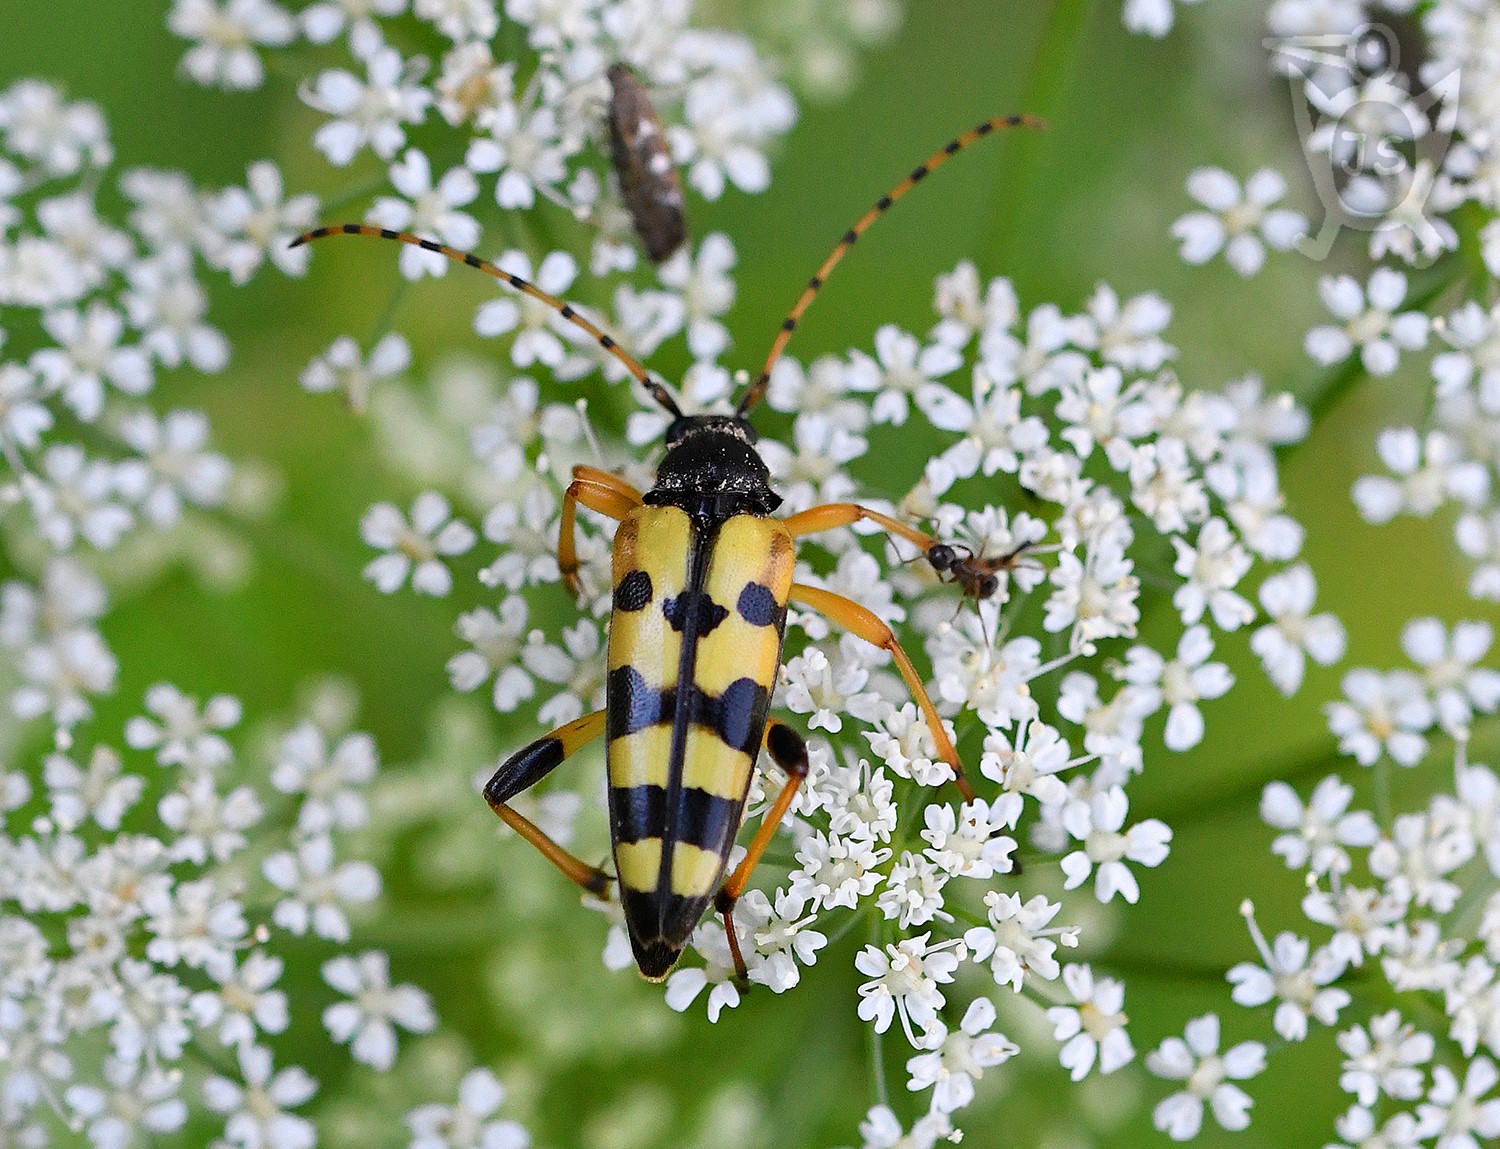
[663,412,756,448]
[646,413,781,519]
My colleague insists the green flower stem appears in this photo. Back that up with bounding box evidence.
[981,0,1095,265]
[183,1037,238,1080]
[869,909,891,1110]
[367,276,413,347]
[825,902,874,949]
[1373,753,1393,834]
[1448,863,1499,939]
[1095,953,1255,986]
[318,174,393,217]
[1140,739,1345,824]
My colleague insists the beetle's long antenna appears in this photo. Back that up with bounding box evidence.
[734,113,1046,418]
[290,224,684,419]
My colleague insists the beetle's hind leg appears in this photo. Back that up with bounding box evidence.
[716,719,811,981]
[788,582,975,801]
[484,709,612,897]
[558,465,643,597]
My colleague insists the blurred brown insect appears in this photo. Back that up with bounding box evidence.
[606,62,687,263]
[926,540,1038,604]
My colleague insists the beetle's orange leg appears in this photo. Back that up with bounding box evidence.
[715,719,810,980]
[559,465,643,596]
[483,709,612,897]
[788,582,975,801]
[780,502,940,554]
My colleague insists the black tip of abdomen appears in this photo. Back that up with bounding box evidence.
[634,939,682,982]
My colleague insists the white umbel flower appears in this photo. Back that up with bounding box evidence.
[905,997,1017,1114]
[1305,268,1430,376]
[1172,167,1306,276]
[1046,963,1134,1080]
[1251,563,1346,695]
[361,491,476,596]
[1146,1013,1265,1141]
[168,0,295,90]
[202,1044,317,1149]
[321,950,436,1071]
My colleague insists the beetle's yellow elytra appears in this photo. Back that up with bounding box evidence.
[615,838,662,892]
[608,726,674,791]
[605,509,792,969]
[607,506,692,678]
[694,517,793,695]
[670,842,725,898]
[680,736,753,800]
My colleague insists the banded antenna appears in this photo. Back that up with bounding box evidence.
[734,113,1047,418]
[289,224,685,419]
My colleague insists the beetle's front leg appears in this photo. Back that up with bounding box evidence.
[557,465,643,597]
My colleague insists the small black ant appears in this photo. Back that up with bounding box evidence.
[925,540,1036,604]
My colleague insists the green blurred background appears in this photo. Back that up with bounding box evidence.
[4,1,1494,1146]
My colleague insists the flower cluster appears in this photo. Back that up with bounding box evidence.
[1126,2,1500,1144]
[0,659,541,1146]
[0,78,257,648]
[327,225,1316,1140]
[0,74,531,1149]
[162,3,1334,1144]
[15,0,1491,1146]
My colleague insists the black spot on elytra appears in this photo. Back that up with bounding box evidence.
[712,677,764,756]
[662,590,728,635]
[614,570,653,612]
[735,582,781,628]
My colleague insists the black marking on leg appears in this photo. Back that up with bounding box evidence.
[781,318,797,332]
[735,582,783,628]
[945,139,962,154]
[465,253,482,268]
[765,723,810,779]
[614,570,653,612]
[342,223,361,235]
[842,229,858,245]
[583,869,611,897]
[911,165,929,181]
[877,195,893,211]
[484,737,565,805]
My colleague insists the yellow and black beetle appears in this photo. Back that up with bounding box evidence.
[293,112,1043,981]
